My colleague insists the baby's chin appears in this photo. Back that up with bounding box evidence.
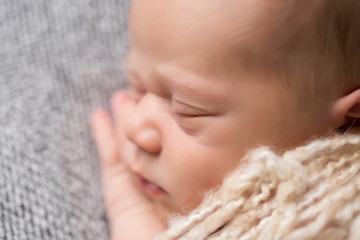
[154,197,198,221]
[152,199,182,224]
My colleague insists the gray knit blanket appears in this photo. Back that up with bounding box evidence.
[0,0,129,239]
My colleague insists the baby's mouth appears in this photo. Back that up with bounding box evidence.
[136,174,167,197]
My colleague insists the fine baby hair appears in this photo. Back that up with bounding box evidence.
[232,0,360,112]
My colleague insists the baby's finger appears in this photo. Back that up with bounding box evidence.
[111,91,136,143]
[111,90,133,122]
[91,109,120,168]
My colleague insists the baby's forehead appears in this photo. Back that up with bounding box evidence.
[129,0,279,60]
[129,0,319,82]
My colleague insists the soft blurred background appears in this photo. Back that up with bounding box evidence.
[0,0,129,239]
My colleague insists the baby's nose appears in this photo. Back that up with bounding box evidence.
[124,94,162,154]
[126,126,161,154]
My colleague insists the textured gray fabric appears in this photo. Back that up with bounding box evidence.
[0,0,130,239]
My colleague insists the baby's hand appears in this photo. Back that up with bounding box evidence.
[91,93,166,240]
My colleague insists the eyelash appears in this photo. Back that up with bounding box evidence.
[171,101,210,119]
[173,111,204,118]
[171,105,210,134]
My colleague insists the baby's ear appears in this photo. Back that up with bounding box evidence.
[330,88,360,128]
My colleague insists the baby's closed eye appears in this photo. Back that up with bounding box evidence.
[171,100,213,118]
[170,100,219,134]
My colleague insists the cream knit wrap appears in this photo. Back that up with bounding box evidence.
[156,134,360,240]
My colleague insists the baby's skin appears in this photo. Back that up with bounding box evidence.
[91,0,360,239]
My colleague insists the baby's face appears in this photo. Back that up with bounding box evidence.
[119,0,334,214]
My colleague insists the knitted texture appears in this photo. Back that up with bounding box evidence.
[157,134,360,240]
[0,1,129,239]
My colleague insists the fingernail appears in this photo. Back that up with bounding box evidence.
[111,90,130,118]
[112,91,129,105]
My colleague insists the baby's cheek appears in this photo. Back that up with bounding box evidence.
[165,132,229,211]
[174,160,225,211]
[178,175,222,213]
